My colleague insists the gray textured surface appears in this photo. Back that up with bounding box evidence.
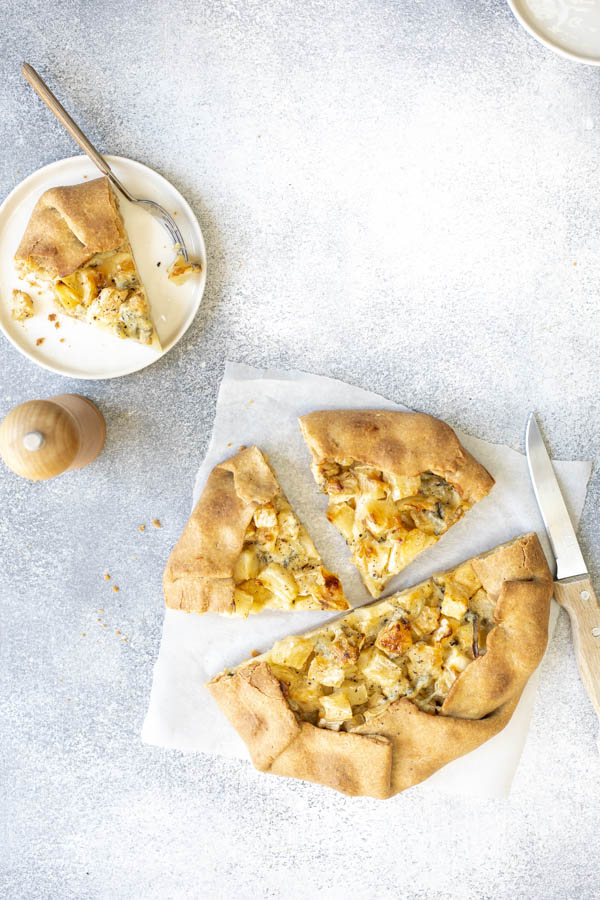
[1,1,599,898]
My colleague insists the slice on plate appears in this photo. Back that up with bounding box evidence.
[14,177,160,348]
[299,410,495,597]
[163,445,349,616]
[208,533,553,797]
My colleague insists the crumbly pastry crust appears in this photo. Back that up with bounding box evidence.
[163,446,348,616]
[298,410,495,596]
[14,177,160,348]
[299,410,494,502]
[15,177,126,278]
[207,533,553,797]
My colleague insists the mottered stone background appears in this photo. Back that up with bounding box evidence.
[1,1,599,898]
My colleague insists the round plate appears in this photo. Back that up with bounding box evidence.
[508,0,600,65]
[0,155,206,379]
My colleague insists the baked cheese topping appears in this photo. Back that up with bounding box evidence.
[53,245,156,345]
[11,289,34,322]
[233,493,347,615]
[315,459,471,596]
[242,562,495,726]
[17,244,157,346]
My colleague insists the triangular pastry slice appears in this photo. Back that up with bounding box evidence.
[163,446,348,616]
[208,533,553,797]
[14,177,160,348]
[299,410,495,597]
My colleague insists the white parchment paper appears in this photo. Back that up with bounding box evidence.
[142,362,592,797]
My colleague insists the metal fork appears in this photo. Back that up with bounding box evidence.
[21,63,189,260]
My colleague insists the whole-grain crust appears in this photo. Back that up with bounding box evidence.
[207,533,553,797]
[299,409,494,503]
[15,177,126,279]
[163,446,280,615]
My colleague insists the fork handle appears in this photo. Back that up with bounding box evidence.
[21,63,134,202]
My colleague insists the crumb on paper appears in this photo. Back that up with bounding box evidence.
[54,322,60,329]
[82,633,86,637]
[59,338,65,343]
[103,624,107,628]
[112,585,119,593]
[48,313,56,322]
[238,444,247,452]
[36,337,44,346]
[156,261,161,267]
[98,609,104,613]
[103,574,110,581]
[226,442,232,447]
[11,289,34,322]
[250,649,261,658]
[139,524,145,532]
[116,630,121,635]
[152,518,161,528]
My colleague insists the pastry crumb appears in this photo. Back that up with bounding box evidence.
[116,630,121,635]
[167,250,203,284]
[250,649,261,658]
[54,322,60,329]
[59,338,65,343]
[238,445,247,452]
[103,574,110,581]
[152,518,161,528]
[112,585,119,593]
[82,633,86,637]
[36,337,44,346]
[226,442,232,447]
[11,289,34,322]
[139,524,145,532]
[48,313,56,321]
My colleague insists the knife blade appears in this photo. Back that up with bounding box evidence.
[525,413,587,581]
[526,412,600,726]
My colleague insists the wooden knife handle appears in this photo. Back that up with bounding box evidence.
[554,576,600,726]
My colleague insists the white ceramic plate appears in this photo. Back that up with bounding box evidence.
[0,155,206,379]
[508,0,600,65]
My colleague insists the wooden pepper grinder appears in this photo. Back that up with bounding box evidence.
[0,394,105,481]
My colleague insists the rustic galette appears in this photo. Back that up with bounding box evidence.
[163,446,348,615]
[299,410,495,596]
[208,533,553,797]
[14,177,160,347]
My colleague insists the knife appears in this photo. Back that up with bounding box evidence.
[526,412,600,723]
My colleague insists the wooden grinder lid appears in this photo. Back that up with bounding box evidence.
[0,399,80,481]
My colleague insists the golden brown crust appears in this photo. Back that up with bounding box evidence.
[15,178,126,279]
[352,693,520,795]
[207,532,552,796]
[208,662,393,798]
[163,447,279,615]
[298,409,494,503]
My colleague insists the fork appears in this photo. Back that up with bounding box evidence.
[21,63,189,261]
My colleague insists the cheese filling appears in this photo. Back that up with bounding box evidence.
[316,459,471,596]
[52,247,155,344]
[232,494,347,615]
[238,562,495,726]
[18,245,156,346]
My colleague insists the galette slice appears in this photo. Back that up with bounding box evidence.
[14,177,160,348]
[299,410,494,597]
[163,445,348,616]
